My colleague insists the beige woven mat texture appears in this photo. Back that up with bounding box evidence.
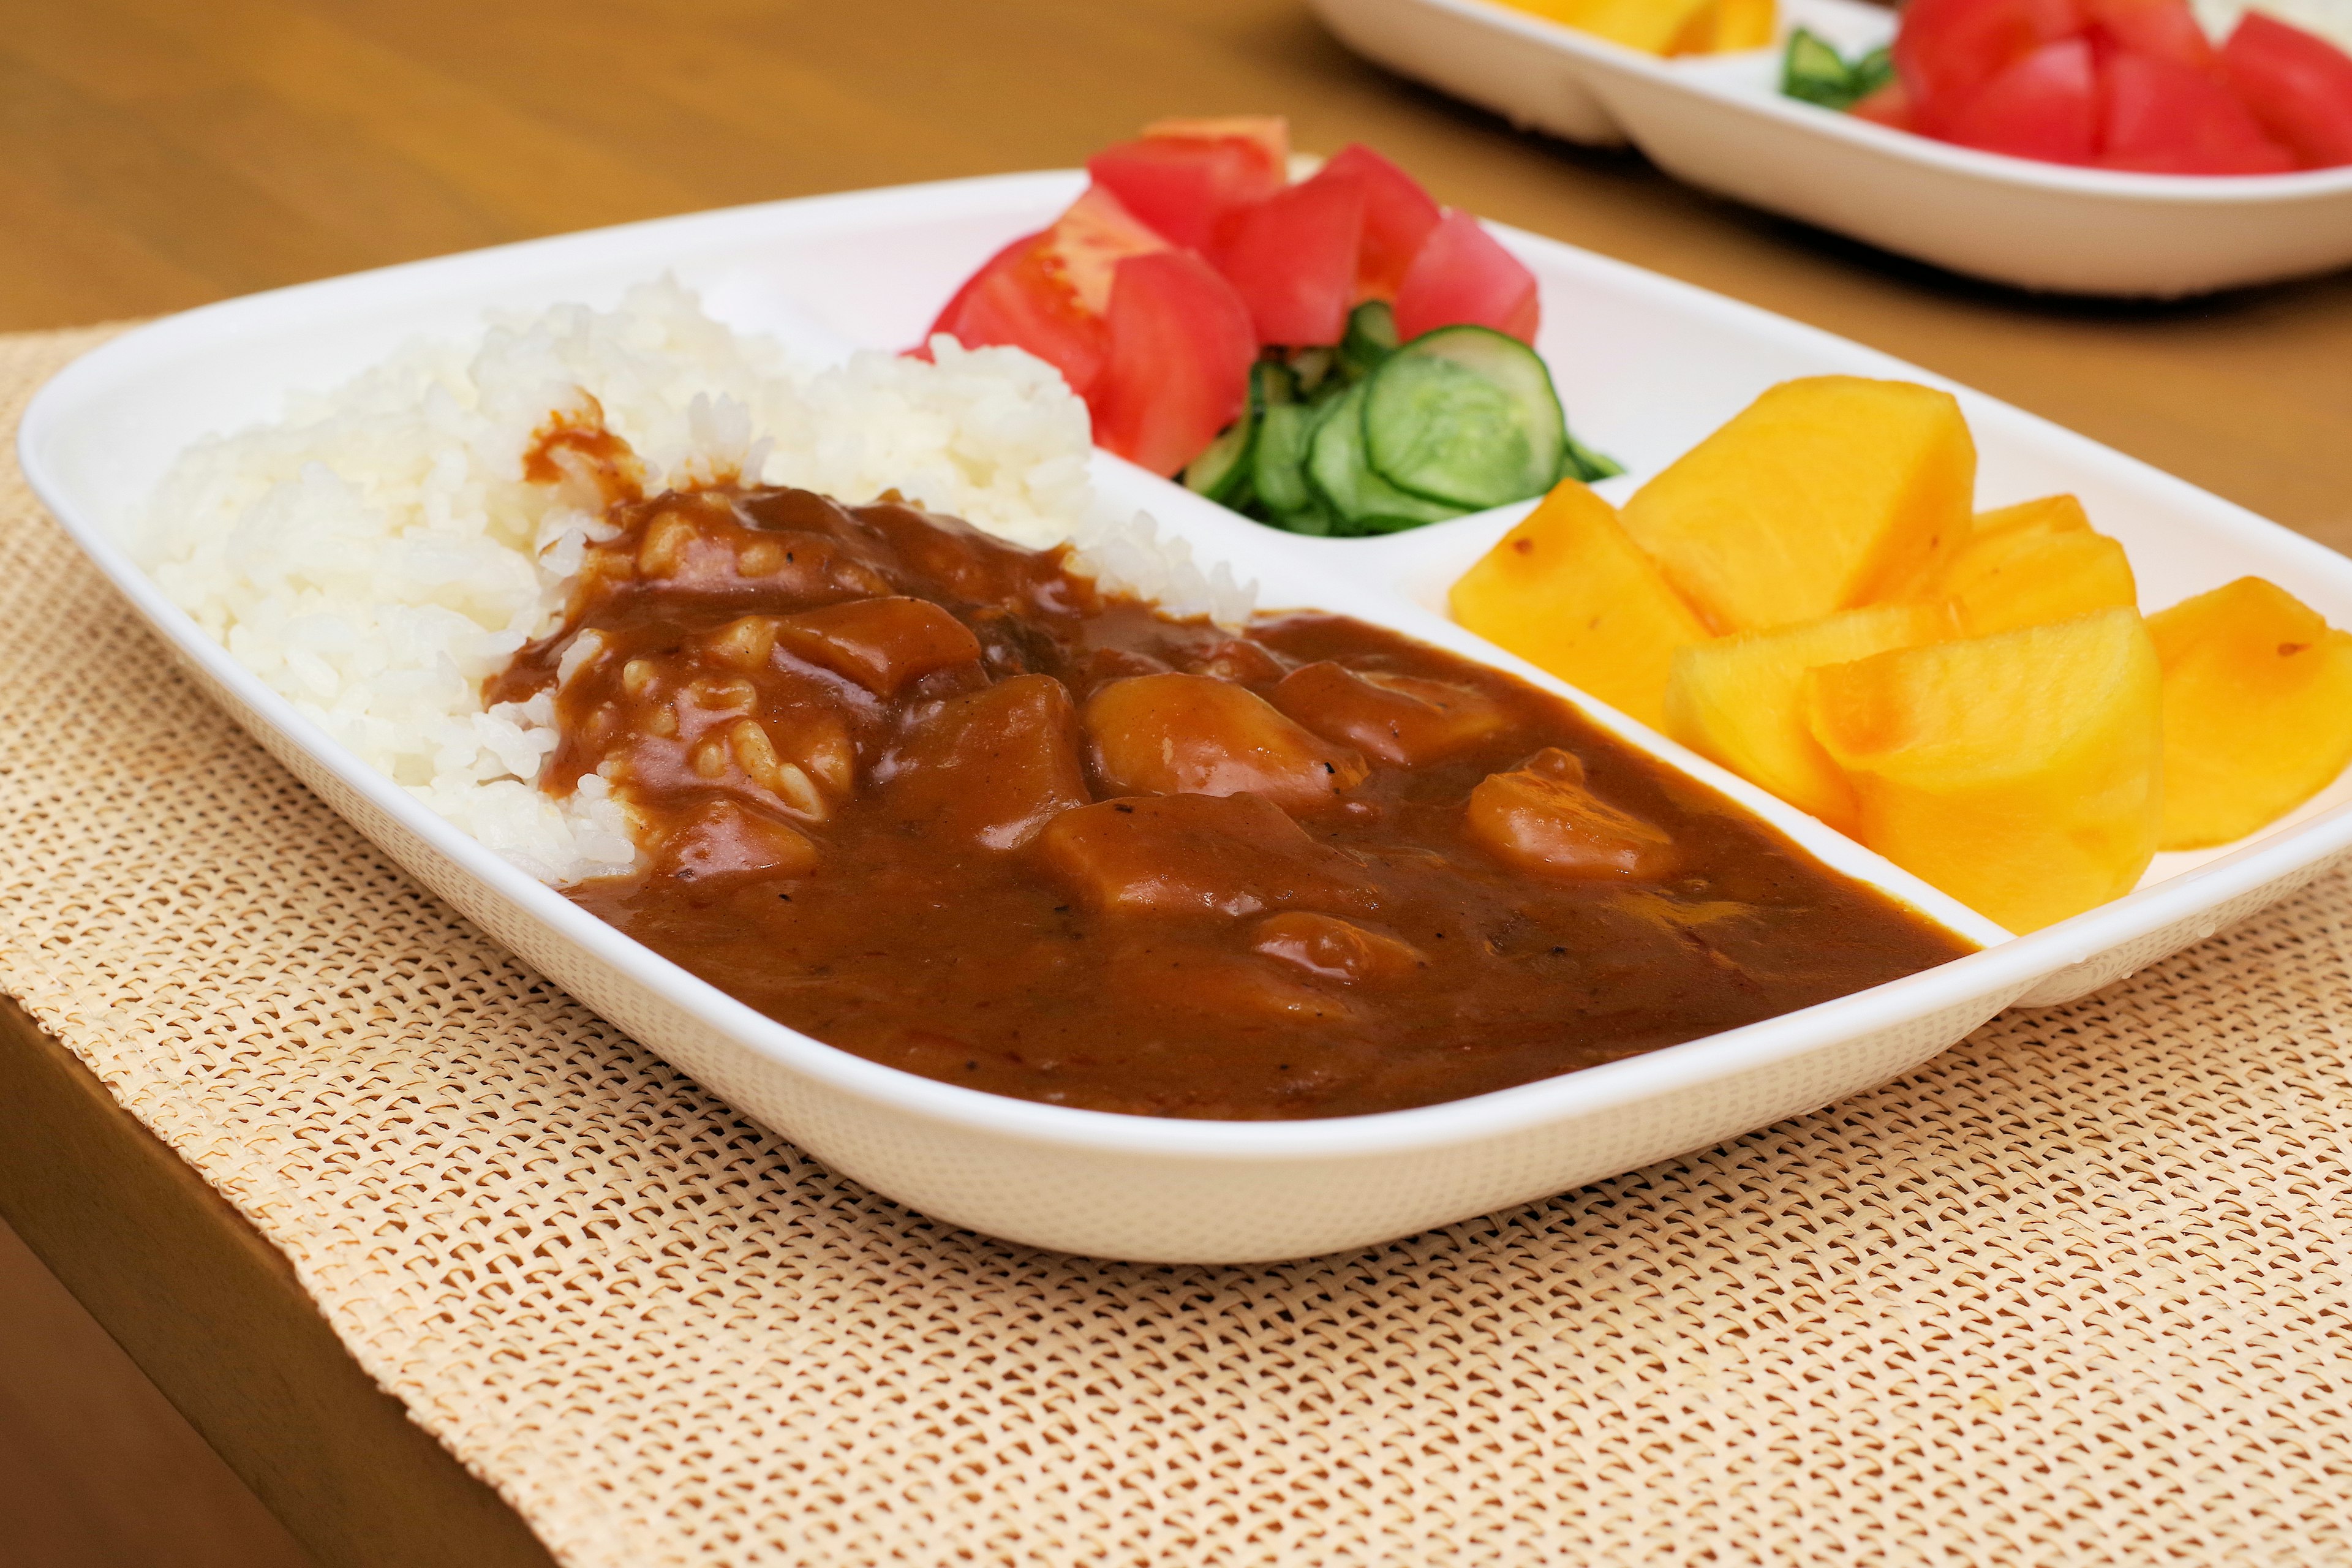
[6,322,2352,1567]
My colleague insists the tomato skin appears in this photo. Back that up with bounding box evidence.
[1392,211,1541,345]
[922,184,1171,399]
[2097,50,2297,172]
[2079,0,2218,73]
[1039,183,1174,317]
[1087,133,1288,251]
[2222,12,2352,168]
[1850,80,1918,129]
[1894,0,2087,129]
[1940,38,2099,162]
[1091,252,1258,477]
[1319,143,1444,299]
[1212,165,1366,347]
[927,232,1110,398]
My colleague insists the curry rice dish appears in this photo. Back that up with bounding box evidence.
[493,423,1974,1122]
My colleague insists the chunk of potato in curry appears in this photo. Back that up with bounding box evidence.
[491,464,1973,1120]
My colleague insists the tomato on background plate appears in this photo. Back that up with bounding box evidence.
[2223,12,2352,168]
[1823,0,2348,174]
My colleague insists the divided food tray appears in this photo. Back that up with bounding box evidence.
[21,173,2352,1261]
[1310,0,2352,295]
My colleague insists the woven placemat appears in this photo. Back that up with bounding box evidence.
[6,321,2351,1567]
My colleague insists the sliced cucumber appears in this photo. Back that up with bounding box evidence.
[1288,347,1337,397]
[1306,383,1466,535]
[1781,28,1893,111]
[1362,325,1566,510]
[1252,401,1317,518]
[1251,358,1300,410]
[1562,431,1624,483]
[1339,300,1400,382]
[1272,495,1338,537]
[1182,412,1255,503]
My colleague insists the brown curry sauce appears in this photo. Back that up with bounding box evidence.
[490,466,1974,1121]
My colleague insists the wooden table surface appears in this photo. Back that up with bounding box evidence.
[1,1,2346,1562]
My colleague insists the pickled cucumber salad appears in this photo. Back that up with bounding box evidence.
[918,117,1619,538]
[1182,302,1621,538]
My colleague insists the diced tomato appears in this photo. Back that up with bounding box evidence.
[1087,121,1290,251]
[1091,252,1257,477]
[1392,210,1540,345]
[1039,183,1173,316]
[1144,116,1291,170]
[1941,38,2099,163]
[1212,165,1366,347]
[921,185,1169,399]
[1893,0,2087,129]
[921,231,1036,349]
[1319,143,1444,299]
[2222,12,2352,168]
[2080,0,2218,73]
[926,232,1110,397]
[1850,80,1918,130]
[2098,51,2297,173]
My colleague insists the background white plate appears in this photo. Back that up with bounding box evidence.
[1311,0,2352,296]
[20,173,2352,1262]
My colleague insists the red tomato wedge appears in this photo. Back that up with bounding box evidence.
[925,233,1109,398]
[923,230,1036,347]
[1144,116,1291,170]
[1087,118,1290,252]
[1319,143,1444,299]
[2222,13,2352,168]
[1091,251,1257,477]
[1942,38,2098,162]
[1392,211,1540,345]
[1213,165,1366,346]
[922,185,1169,399]
[1850,80,1919,129]
[1894,0,2087,129]
[2080,0,2218,72]
[2098,51,2297,172]
[1041,183,1176,317]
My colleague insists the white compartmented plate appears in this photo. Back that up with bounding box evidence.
[1311,0,2352,296]
[21,172,2352,1262]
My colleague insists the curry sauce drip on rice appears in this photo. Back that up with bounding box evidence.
[137,278,1235,882]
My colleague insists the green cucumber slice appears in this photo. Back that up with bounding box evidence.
[1252,401,1317,518]
[1781,28,1893,110]
[1562,431,1624,483]
[1306,383,1466,536]
[1251,358,1299,409]
[1339,300,1400,382]
[1182,412,1255,503]
[1361,325,1566,510]
[1287,347,1337,397]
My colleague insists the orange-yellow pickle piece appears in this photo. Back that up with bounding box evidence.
[1664,602,1953,832]
[2147,576,2352,850]
[1449,478,1708,731]
[1805,608,2162,933]
[1939,494,2138,636]
[1489,0,1774,52]
[1618,376,1975,633]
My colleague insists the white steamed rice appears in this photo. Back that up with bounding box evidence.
[138,277,1253,884]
